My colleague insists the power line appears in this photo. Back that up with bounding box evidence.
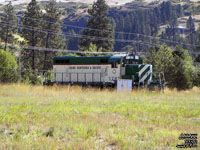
[0,13,199,51]
[0,24,196,59]
[0,20,193,55]
[16,14,149,37]
[0,20,160,49]
[1,42,129,55]
[0,21,128,43]
[22,46,128,54]
[0,18,199,49]
[14,14,199,47]
[0,13,197,47]
[0,66,49,73]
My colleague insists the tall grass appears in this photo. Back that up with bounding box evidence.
[0,84,199,149]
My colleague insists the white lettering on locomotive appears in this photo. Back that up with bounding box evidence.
[53,64,120,83]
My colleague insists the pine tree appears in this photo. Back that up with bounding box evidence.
[176,4,183,18]
[164,13,183,46]
[153,44,175,87]
[160,2,168,24]
[146,46,158,68]
[186,16,197,50]
[21,0,42,70]
[79,0,114,52]
[115,32,124,50]
[186,16,195,33]
[147,44,196,90]
[124,15,132,33]
[154,7,161,24]
[172,46,195,90]
[42,0,66,71]
[0,2,17,50]
[67,29,78,50]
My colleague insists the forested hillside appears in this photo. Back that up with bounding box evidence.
[110,1,183,51]
[1,1,199,52]
[61,1,199,52]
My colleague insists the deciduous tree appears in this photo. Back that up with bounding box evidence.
[0,49,18,83]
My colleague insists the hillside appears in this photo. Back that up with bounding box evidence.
[0,0,161,7]
[1,0,200,52]
[60,1,200,51]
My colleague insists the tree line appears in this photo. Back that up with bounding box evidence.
[65,1,186,51]
[0,0,199,90]
[1,0,199,53]
[0,0,65,71]
[146,44,200,90]
[65,1,200,53]
[0,0,114,84]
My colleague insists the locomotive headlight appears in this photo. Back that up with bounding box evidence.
[135,56,139,60]
[126,56,134,60]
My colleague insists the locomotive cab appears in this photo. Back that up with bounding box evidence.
[121,64,153,86]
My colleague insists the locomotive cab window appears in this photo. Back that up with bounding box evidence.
[55,59,70,64]
[127,60,132,64]
[111,62,117,68]
[64,60,70,64]
[100,59,108,64]
[55,60,61,64]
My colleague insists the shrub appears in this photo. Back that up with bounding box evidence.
[21,65,43,85]
[0,50,18,83]
[146,44,197,90]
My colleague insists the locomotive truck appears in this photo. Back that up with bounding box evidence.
[44,54,165,90]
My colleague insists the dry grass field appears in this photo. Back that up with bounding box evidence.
[0,84,199,149]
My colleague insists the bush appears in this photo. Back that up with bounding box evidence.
[146,44,175,88]
[21,66,44,85]
[0,50,18,83]
[193,68,200,87]
[195,54,200,62]
[146,44,197,90]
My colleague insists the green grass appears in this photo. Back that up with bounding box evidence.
[0,84,199,149]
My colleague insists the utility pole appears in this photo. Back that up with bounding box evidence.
[18,50,21,83]
[136,34,139,55]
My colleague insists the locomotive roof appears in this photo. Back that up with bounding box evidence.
[53,55,126,65]
[54,55,126,59]
[53,54,142,65]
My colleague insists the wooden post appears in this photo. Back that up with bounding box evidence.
[120,57,123,79]
[62,73,63,83]
[18,51,21,83]
[92,73,93,83]
[85,73,86,83]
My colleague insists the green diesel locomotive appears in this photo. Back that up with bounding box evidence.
[44,54,165,90]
